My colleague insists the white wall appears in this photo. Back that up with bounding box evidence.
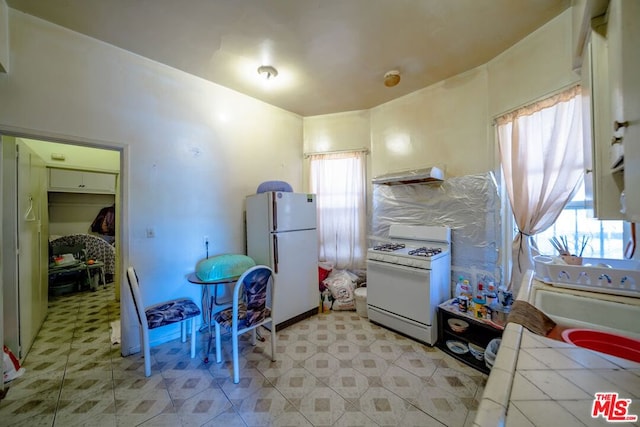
[487,10,577,118]
[303,110,371,191]
[370,66,490,179]
[304,10,579,181]
[0,10,303,354]
[22,139,120,172]
[0,0,8,73]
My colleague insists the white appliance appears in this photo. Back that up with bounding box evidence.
[366,224,451,345]
[246,191,319,329]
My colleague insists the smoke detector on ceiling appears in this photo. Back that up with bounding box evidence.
[384,70,401,87]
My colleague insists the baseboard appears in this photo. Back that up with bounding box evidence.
[267,307,318,332]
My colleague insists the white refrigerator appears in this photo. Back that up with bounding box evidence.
[246,191,319,328]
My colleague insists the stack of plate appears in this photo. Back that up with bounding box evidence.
[468,343,485,360]
[445,340,468,355]
[447,318,469,333]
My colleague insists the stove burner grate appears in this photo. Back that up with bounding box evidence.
[372,243,406,252]
[408,247,443,257]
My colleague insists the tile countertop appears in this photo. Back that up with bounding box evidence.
[474,271,640,427]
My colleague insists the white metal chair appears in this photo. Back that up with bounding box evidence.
[213,265,276,383]
[126,266,201,377]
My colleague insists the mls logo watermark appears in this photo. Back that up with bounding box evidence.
[592,393,638,422]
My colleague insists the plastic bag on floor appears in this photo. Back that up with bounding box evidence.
[3,345,25,384]
[323,270,358,311]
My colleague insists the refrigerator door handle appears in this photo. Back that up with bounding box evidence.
[272,194,278,231]
[272,234,279,274]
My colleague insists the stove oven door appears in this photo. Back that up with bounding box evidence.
[366,259,436,326]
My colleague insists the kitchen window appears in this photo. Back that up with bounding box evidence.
[533,182,624,259]
[308,150,366,270]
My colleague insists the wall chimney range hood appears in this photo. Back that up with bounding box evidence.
[372,166,444,185]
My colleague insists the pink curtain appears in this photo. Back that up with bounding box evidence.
[497,85,584,293]
[309,151,367,270]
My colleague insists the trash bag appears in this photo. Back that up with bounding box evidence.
[3,345,25,384]
[323,270,358,311]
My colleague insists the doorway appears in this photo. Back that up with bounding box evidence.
[1,132,124,361]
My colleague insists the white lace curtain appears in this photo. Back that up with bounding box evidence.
[309,151,367,270]
[497,85,584,292]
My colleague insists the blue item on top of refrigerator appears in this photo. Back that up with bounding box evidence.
[195,254,256,282]
[256,181,293,193]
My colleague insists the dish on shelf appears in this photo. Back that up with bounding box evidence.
[448,318,469,333]
[468,343,485,360]
[445,340,469,355]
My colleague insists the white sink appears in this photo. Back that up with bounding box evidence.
[530,282,640,341]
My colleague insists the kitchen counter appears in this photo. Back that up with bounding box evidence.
[474,271,640,426]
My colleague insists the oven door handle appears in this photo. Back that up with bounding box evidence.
[366,259,429,273]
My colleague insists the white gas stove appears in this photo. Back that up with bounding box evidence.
[366,224,451,345]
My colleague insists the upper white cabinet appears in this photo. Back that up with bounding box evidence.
[586,23,624,219]
[49,168,116,194]
[587,0,639,220]
[607,0,640,221]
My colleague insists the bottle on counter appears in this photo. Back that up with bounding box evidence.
[473,283,486,316]
[455,276,465,298]
[460,279,472,300]
[485,282,498,307]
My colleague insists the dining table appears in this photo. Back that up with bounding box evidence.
[187,272,239,363]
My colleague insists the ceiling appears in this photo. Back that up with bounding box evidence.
[7,0,571,116]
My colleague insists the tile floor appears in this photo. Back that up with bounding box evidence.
[0,284,487,426]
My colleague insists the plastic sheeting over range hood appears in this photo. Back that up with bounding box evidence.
[372,166,444,185]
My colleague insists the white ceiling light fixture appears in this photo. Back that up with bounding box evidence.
[257,65,278,80]
[384,70,401,87]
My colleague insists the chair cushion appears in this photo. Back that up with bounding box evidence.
[213,304,271,330]
[145,298,201,329]
[195,254,256,282]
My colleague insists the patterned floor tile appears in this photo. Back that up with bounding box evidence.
[282,340,318,362]
[380,365,425,401]
[173,387,232,426]
[0,396,58,426]
[393,351,439,379]
[357,386,412,427]
[113,375,171,401]
[399,405,447,427]
[429,367,480,398]
[253,352,298,379]
[271,410,315,427]
[327,339,364,361]
[352,351,390,377]
[302,352,342,380]
[270,367,324,399]
[293,385,350,426]
[114,394,175,425]
[52,398,117,427]
[325,367,371,402]
[369,339,407,362]
[333,410,381,427]
[0,283,494,426]
[162,368,219,401]
[411,384,472,427]
[200,407,248,427]
[236,386,293,426]
[0,370,64,401]
[218,368,273,401]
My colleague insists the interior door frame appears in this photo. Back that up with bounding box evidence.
[0,125,129,356]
